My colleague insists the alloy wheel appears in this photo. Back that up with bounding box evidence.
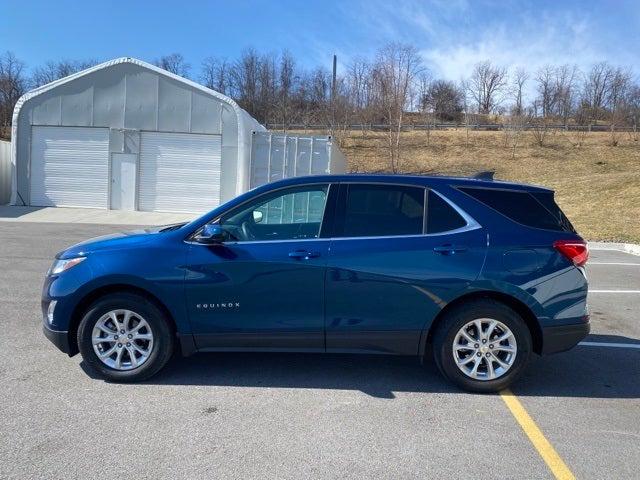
[91,309,154,371]
[452,318,517,381]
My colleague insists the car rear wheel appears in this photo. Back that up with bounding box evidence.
[77,293,174,382]
[432,299,532,393]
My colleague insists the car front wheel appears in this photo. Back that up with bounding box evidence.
[432,299,532,393]
[77,293,174,382]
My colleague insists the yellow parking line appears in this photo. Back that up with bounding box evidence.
[500,389,575,480]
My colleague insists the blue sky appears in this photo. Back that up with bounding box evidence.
[1,0,639,81]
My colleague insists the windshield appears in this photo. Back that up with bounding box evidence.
[157,223,188,233]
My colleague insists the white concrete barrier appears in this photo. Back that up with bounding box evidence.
[0,140,10,205]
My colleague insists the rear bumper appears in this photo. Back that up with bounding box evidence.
[541,320,590,354]
[43,323,71,355]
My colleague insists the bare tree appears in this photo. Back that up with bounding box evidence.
[460,84,480,148]
[0,51,27,131]
[465,60,507,114]
[566,125,589,147]
[31,59,98,88]
[276,51,296,130]
[422,79,464,122]
[580,62,615,121]
[308,67,331,119]
[535,65,556,118]
[346,57,377,135]
[534,64,579,124]
[416,73,434,145]
[530,116,551,146]
[503,113,526,158]
[510,68,528,116]
[230,48,261,120]
[9,46,639,148]
[554,64,579,125]
[373,43,423,172]
[287,66,332,129]
[292,71,313,129]
[331,77,355,145]
[607,67,632,110]
[627,84,640,141]
[200,57,231,94]
[153,53,190,77]
[256,53,277,125]
[607,67,633,145]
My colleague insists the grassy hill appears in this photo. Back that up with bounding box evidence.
[336,129,640,243]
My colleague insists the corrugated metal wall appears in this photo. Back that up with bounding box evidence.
[0,140,10,204]
[249,132,346,188]
[12,59,248,207]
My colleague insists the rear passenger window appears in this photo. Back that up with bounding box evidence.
[458,187,575,232]
[337,184,425,237]
[427,190,467,233]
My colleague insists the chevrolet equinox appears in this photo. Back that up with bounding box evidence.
[42,174,590,392]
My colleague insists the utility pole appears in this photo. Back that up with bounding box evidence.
[331,54,337,101]
[331,54,337,133]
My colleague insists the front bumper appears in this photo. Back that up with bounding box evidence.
[43,323,71,355]
[541,320,590,354]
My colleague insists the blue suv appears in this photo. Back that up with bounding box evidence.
[42,174,589,392]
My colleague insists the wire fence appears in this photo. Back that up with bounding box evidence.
[267,123,639,132]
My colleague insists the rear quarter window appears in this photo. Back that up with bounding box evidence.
[458,187,576,232]
[427,190,467,233]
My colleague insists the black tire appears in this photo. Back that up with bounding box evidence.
[77,292,174,382]
[432,299,532,393]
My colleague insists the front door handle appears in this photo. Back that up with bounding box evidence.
[433,244,468,255]
[289,250,321,260]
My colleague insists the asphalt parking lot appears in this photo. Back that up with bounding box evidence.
[0,222,638,479]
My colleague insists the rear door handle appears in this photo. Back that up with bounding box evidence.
[433,244,468,255]
[289,250,321,260]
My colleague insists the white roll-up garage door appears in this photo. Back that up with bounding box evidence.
[138,132,222,213]
[30,126,109,208]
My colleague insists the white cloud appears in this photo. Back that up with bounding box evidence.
[340,0,639,82]
[423,21,588,81]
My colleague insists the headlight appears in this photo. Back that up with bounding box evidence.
[48,257,86,275]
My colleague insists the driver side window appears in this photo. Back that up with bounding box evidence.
[218,184,329,242]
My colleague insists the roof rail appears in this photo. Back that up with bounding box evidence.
[472,170,495,181]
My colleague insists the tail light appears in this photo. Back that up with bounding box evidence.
[553,240,589,267]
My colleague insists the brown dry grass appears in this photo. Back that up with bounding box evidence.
[337,128,640,243]
[0,126,10,140]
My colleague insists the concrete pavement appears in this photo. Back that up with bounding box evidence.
[0,205,194,225]
[0,222,638,479]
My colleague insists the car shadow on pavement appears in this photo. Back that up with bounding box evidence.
[145,353,456,399]
[81,333,640,399]
[80,335,640,399]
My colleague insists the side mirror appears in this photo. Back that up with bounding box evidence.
[252,210,264,224]
[195,224,226,244]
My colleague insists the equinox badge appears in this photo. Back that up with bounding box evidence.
[196,302,240,309]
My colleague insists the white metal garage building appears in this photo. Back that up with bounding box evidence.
[10,57,267,213]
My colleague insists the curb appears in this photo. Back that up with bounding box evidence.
[588,242,640,256]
